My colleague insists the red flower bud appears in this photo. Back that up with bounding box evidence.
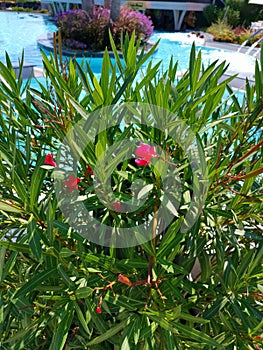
[95,306,102,314]
[118,274,132,286]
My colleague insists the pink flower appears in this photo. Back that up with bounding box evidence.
[112,201,121,212]
[44,153,57,167]
[63,174,80,192]
[86,165,94,175]
[135,143,156,166]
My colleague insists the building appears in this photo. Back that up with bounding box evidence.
[41,0,225,30]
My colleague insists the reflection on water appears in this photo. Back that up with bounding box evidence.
[0,12,57,67]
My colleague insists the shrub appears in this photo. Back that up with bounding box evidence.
[203,0,263,32]
[83,7,111,51]
[223,7,240,27]
[55,6,154,51]
[55,9,91,42]
[0,35,263,349]
[207,21,263,46]
[12,6,30,11]
[64,38,87,50]
[40,8,49,13]
[233,27,262,45]
[112,6,154,43]
[206,20,237,43]
[227,0,263,27]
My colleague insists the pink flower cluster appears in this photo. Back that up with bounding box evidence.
[44,142,156,194]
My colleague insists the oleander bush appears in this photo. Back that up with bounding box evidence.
[55,6,154,51]
[0,34,262,349]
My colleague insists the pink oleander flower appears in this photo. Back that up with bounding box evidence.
[135,143,156,166]
[44,153,57,167]
[63,174,80,192]
[112,201,121,212]
[95,306,102,314]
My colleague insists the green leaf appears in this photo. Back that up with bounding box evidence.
[13,268,57,299]
[49,302,74,350]
[73,300,92,336]
[57,263,76,289]
[75,286,93,299]
[28,220,42,261]
[87,316,133,346]
[0,200,22,213]
[29,159,47,212]
[0,240,30,254]
[157,218,184,259]
[199,251,212,281]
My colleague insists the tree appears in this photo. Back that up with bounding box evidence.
[110,0,120,21]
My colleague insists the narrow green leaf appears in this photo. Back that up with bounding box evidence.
[49,302,74,350]
[73,301,92,336]
[13,268,57,299]
[57,263,76,289]
[28,218,42,261]
[87,317,132,346]
[0,200,22,213]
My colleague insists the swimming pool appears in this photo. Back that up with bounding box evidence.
[74,32,256,88]
[0,12,57,67]
[0,11,256,87]
[150,32,256,85]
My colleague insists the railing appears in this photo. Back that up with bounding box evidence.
[237,28,263,56]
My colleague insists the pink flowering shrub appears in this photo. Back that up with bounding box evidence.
[55,9,91,43]
[55,6,153,51]
[112,7,154,43]
[84,7,111,50]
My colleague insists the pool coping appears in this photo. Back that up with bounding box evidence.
[37,33,156,58]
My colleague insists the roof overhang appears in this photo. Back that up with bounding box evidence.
[248,0,263,4]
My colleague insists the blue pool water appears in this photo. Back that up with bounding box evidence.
[0,11,256,89]
[151,32,256,81]
[0,12,57,66]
